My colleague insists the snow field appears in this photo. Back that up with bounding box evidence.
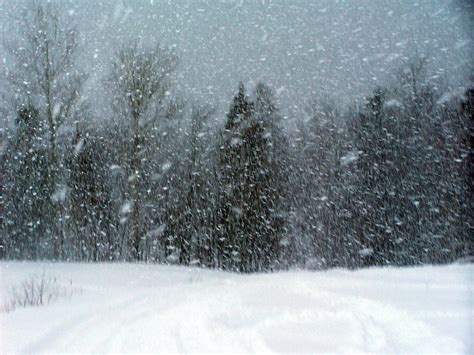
[1,262,472,353]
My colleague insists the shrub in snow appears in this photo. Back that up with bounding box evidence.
[1,272,82,313]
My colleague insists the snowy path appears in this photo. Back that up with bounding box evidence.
[1,262,472,353]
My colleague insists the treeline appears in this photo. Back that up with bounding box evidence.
[0,2,472,271]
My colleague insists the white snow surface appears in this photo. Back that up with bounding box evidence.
[1,262,472,354]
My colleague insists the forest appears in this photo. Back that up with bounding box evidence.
[0,1,472,272]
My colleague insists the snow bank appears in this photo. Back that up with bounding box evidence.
[1,262,472,353]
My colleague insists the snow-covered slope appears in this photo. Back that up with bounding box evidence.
[1,262,472,354]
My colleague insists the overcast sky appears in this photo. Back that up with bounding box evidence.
[0,0,472,120]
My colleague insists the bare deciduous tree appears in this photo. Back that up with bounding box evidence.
[108,42,178,260]
[2,0,86,259]
[4,1,85,170]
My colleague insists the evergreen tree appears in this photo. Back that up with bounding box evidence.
[2,105,50,259]
[218,83,254,270]
[348,61,472,266]
[67,129,115,261]
[218,82,287,271]
[252,83,288,269]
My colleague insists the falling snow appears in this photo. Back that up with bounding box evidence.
[0,0,472,353]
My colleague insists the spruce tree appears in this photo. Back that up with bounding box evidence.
[219,82,253,270]
[218,82,287,271]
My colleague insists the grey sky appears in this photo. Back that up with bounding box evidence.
[0,0,472,120]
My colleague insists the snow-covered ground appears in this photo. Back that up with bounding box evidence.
[0,262,472,354]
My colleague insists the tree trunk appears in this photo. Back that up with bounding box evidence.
[131,111,141,260]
